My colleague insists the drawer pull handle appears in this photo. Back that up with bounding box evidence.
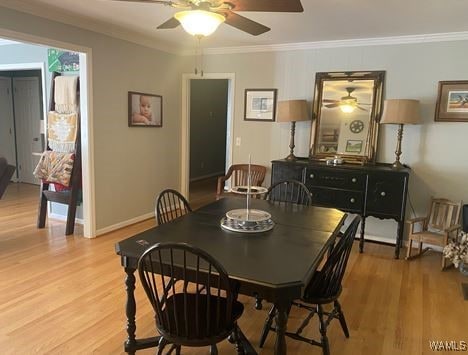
[309,173,315,179]
[380,191,386,197]
[350,198,356,203]
[351,178,357,183]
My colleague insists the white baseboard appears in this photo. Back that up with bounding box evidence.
[190,171,224,183]
[364,234,443,252]
[96,212,154,236]
[49,212,84,225]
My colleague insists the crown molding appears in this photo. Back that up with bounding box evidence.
[193,31,468,56]
[0,38,20,46]
[0,0,180,54]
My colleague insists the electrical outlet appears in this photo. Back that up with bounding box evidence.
[235,137,241,146]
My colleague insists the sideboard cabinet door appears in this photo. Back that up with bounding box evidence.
[366,172,408,220]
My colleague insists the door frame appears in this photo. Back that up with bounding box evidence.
[180,73,235,197]
[0,28,95,238]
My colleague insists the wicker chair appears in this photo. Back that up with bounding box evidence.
[155,189,192,225]
[138,242,246,354]
[259,216,360,355]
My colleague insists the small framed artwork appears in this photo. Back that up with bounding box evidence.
[244,89,278,121]
[345,140,363,153]
[435,81,468,122]
[128,91,163,127]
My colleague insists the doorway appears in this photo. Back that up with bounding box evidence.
[0,69,45,185]
[189,79,229,206]
[181,73,235,203]
[0,30,95,238]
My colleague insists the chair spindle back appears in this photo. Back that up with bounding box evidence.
[156,189,192,225]
[265,179,312,206]
[426,198,461,231]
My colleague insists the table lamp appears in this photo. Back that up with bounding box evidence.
[380,99,421,169]
[277,100,310,161]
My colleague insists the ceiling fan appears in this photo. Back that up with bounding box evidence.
[110,0,304,36]
[323,87,371,113]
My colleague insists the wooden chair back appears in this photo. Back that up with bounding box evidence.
[227,164,266,187]
[304,216,360,300]
[264,179,312,206]
[138,242,238,343]
[156,189,192,225]
[425,198,462,231]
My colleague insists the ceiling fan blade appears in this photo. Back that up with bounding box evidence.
[223,11,270,36]
[357,106,368,111]
[227,0,303,12]
[322,99,339,103]
[157,17,180,29]
[324,103,339,108]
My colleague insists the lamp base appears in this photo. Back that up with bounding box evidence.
[284,153,297,161]
[391,160,404,169]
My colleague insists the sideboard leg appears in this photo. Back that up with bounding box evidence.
[359,216,366,253]
[394,220,404,259]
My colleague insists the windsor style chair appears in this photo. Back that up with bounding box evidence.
[155,189,192,225]
[264,179,313,206]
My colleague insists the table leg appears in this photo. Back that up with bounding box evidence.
[124,267,137,354]
[394,220,404,259]
[274,302,289,355]
[359,216,366,253]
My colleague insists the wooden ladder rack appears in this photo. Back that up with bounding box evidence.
[37,71,82,235]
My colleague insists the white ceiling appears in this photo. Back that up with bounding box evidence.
[2,0,468,53]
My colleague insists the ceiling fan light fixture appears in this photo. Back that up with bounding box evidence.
[339,100,357,113]
[174,10,225,37]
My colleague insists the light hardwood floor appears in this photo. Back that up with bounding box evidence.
[0,183,467,355]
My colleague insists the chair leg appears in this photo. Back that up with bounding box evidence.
[176,345,181,355]
[259,305,276,348]
[406,238,413,260]
[210,344,218,355]
[317,305,330,355]
[157,337,169,355]
[441,253,447,270]
[418,242,423,255]
[334,300,349,338]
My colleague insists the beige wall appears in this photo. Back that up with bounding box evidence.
[0,6,184,230]
[182,41,468,240]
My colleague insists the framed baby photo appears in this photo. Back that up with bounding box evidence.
[435,81,468,122]
[244,88,278,121]
[128,91,163,127]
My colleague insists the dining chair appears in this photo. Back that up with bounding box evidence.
[406,197,462,269]
[264,179,312,206]
[138,242,246,355]
[216,164,266,199]
[0,156,15,200]
[155,189,192,225]
[259,216,360,355]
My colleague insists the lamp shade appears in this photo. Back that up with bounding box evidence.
[174,10,225,37]
[277,100,310,123]
[380,99,421,124]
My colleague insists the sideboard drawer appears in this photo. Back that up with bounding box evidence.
[309,187,364,213]
[306,168,366,191]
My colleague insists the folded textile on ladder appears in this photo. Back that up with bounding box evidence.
[33,151,75,187]
[47,111,78,153]
[54,75,79,114]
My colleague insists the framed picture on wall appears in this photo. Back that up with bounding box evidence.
[128,91,163,127]
[345,140,363,153]
[435,81,468,122]
[244,89,278,121]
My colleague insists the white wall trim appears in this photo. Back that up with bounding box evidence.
[364,234,443,252]
[96,212,154,236]
[190,31,468,56]
[0,28,96,238]
[180,73,235,198]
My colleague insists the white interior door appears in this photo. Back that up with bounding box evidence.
[12,77,42,185]
[0,77,17,180]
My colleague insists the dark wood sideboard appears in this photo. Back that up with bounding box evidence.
[271,159,410,258]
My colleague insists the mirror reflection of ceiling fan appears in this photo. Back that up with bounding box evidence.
[110,0,304,37]
[322,87,371,113]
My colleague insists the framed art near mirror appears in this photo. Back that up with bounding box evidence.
[309,71,385,164]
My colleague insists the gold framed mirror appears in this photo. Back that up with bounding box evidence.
[309,71,385,164]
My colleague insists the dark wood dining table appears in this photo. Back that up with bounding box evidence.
[115,197,346,355]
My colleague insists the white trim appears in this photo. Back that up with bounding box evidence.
[364,233,444,252]
[49,212,84,225]
[0,38,19,46]
[0,28,96,238]
[189,31,468,56]
[180,73,235,198]
[96,212,154,236]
